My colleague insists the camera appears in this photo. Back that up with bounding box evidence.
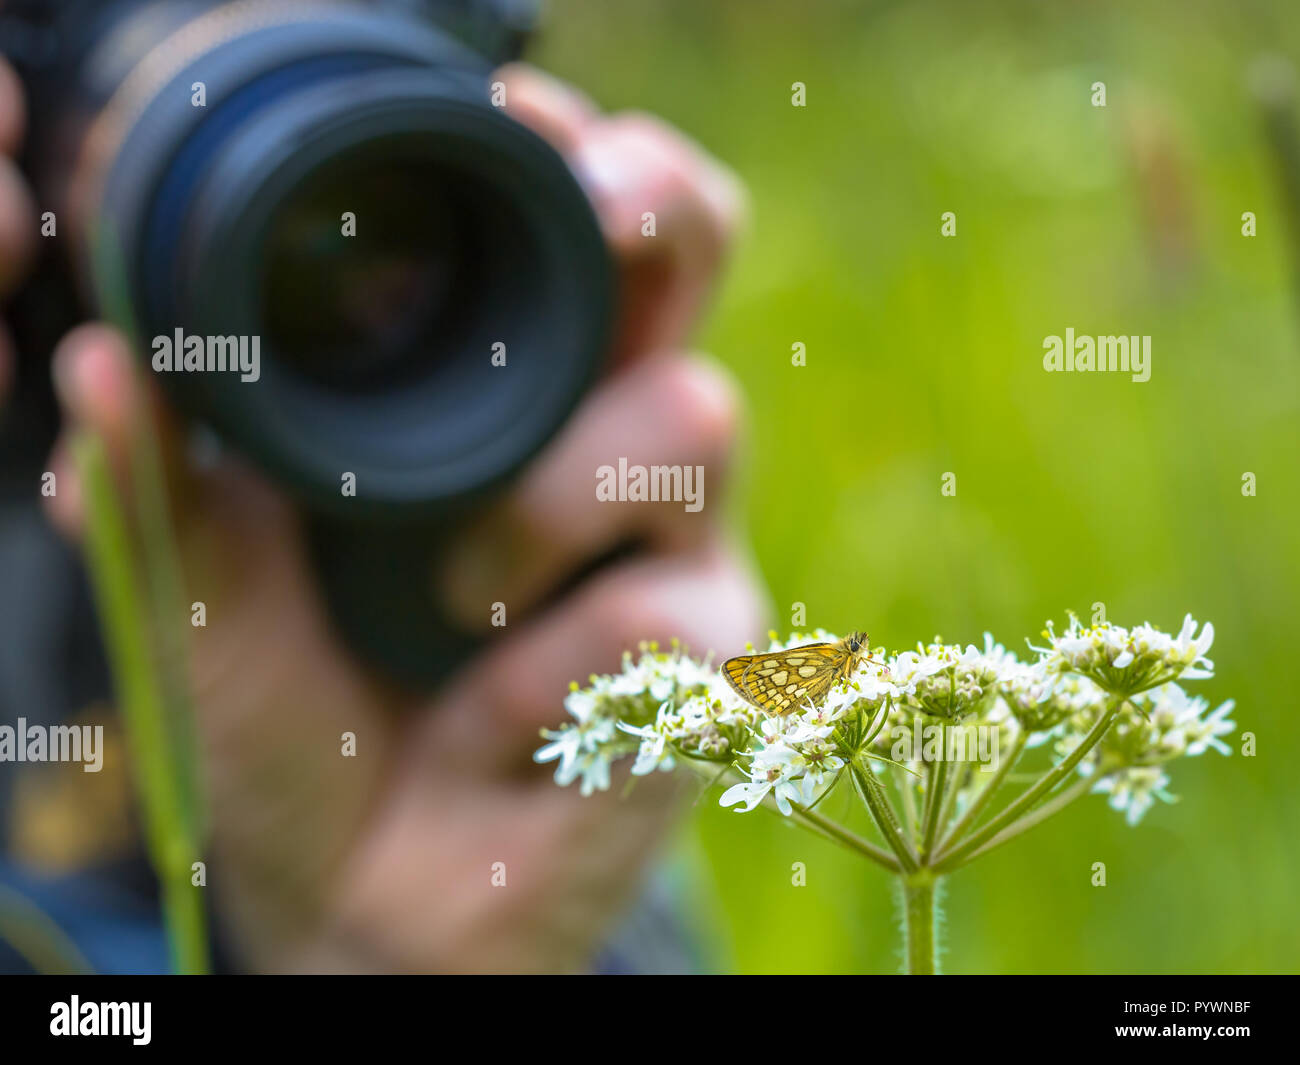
[0,0,614,687]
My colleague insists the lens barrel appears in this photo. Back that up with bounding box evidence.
[57,1,614,685]
[88,2,612,517]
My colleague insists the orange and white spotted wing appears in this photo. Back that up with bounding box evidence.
[722,632,869,715]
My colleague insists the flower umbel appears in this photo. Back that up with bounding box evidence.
[535,614,1237,974]
[1035,613,1214,697]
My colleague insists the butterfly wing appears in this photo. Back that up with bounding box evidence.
[722,642,846,714]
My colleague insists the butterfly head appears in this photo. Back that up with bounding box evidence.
[845,631,869,654]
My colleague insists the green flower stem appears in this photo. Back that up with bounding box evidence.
[934,695,1126,872]
[918,723,949,860]
[74,433,210,975]
[851,759,919,874]
[937,729,1027,852]
[902,869,939,975]
[696,762,901,871]
[957,773,1098,865]
[792,803,901,872]
[129,381,205,850]
[895,765,920,840]
[935,759,965,840]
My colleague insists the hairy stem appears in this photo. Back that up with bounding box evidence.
[902,869,939,975]
[851,760,919,874]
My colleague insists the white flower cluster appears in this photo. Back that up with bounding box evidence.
[1061,681,1236,823]
[534,644,721,795]
[718,715,848,815]
[1088,768,1176,827]
[1035,613,1215,695]
[889,636,1006,721]
[1000,663,1104,741]
[536,617,1234,826]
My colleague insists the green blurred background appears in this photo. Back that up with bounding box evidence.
[537,0,1300,974]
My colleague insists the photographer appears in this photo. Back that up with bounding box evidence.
[0,50,767,973]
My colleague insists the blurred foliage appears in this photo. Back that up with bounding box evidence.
[537,0,1300,973]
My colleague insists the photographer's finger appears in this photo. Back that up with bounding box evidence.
[497,68,745,367]
[438,354,738,629]
[46,326,138,534]
[496,62,596,153]
[0,57,26,155]
[46,325,187,536]
[572,114,746,365]
[0,156,37,295]
[435,541,765,770]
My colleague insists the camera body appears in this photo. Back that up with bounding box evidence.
[1,0,614,687]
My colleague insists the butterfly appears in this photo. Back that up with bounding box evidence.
[722,631,876,715]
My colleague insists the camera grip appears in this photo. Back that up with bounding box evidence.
[306,513,482,691]
[307,512,645,692]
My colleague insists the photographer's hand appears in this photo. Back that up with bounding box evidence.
[9,58,766,972]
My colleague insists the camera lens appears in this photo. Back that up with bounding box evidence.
[261,152,468,391]
[88,5,611,515]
